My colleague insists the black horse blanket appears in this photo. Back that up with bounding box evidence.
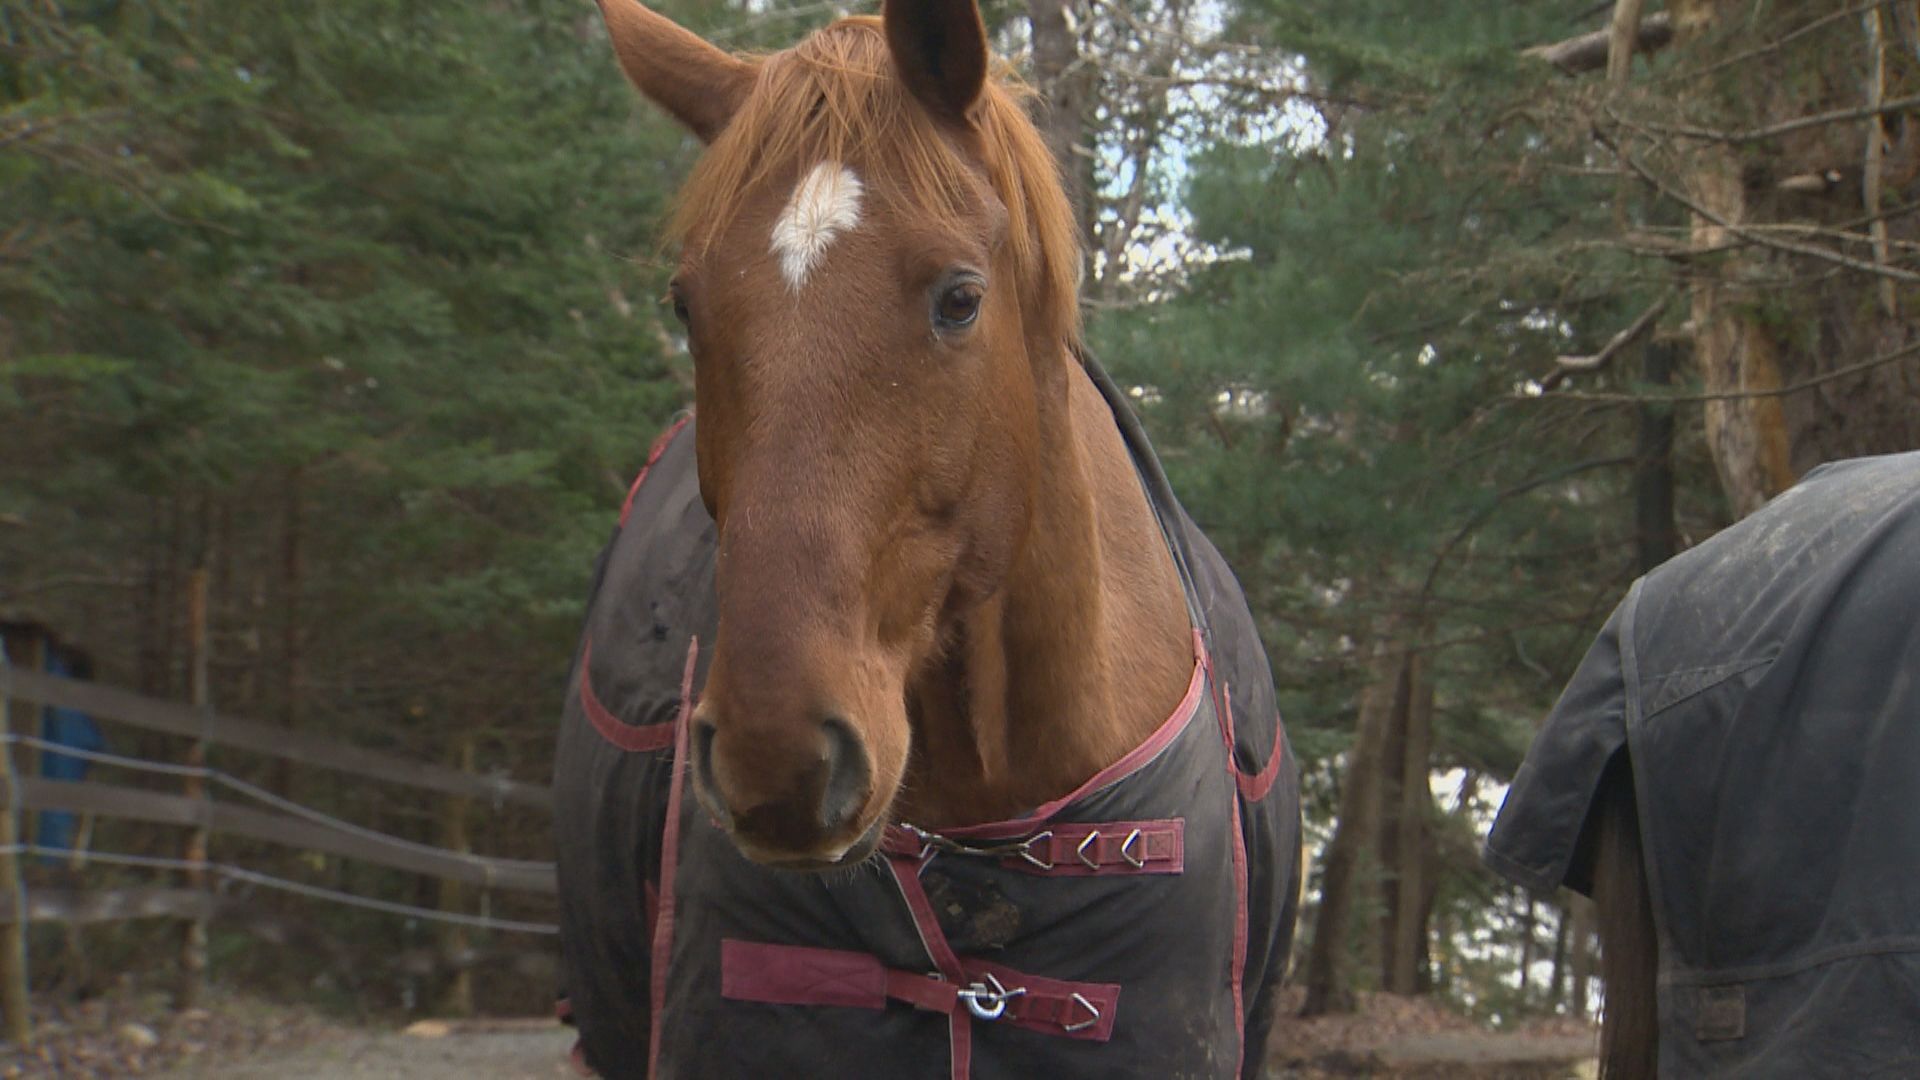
[1486,452,1920,1076]
[553,360,1301,1079]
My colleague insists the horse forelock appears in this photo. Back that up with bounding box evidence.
[669,16,1081,343]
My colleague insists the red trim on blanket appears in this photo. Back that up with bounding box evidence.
[1211,669,1250,1076]
[646,635,698,1080]
[887,854,972,1079]
[618,414,693,527]
[578,638,682,752]
[937,631,1208,842]
[719,939,1121,1044]
[1227,683,1288,803]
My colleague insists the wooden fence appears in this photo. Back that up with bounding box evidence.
[0,658,558,1045]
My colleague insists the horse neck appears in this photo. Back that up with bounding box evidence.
[899,348,1197,828]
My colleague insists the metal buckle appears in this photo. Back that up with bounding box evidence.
[1062,992,1101,1033]
[956,972,1026,1021]
[902,822,1059,870]
[1120,828,1146,869]
[1075,830,1102,870]
[1018,830,1055,870]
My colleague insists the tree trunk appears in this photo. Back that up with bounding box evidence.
[277,468,306,797]
[1668,0,1920,517]
[1518,897,1537,998]
[1570,895,1596,1016]
[1026,0,1096,270]
[1378,650,1434,995]
[1302,620,1413,1015]
[1548,903,1571,1012]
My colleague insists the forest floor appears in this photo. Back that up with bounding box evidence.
[0,985,1596,1078]
[1262,989,1597,1078]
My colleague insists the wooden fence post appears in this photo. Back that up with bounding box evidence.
[437,734,475,1017]
[177,569,211,1009]
[0,642,34,1046]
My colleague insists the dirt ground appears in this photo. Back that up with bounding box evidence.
[156,1021,578,1080]
[1262,988,1596,1079]
[0,985,1594,1078]
[0,991,580,1080]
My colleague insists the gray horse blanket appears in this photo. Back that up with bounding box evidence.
[1486,452,1920,1076]
[553,358,1301,1079]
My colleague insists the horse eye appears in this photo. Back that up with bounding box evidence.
[669,287,691,326]
[934,282,983,330]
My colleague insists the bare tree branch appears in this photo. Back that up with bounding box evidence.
[1612,93,1920,146]
[1654,0,1891,86]
[1552,290,1672,375]
[1607,133,1920,284]
[1535,337,1920,405]
[1524,12,1671,75]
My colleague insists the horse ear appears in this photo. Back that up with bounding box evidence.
[882,0,989,126]
[597,0,756,143]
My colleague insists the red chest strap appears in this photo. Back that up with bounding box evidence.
[719,939,1119,1042]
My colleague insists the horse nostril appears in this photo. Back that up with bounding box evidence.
[817,714,870,836]
[692,717,727,822]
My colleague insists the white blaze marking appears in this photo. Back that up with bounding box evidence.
[771,162,863,290]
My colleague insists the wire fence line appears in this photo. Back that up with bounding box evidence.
[0,666,561,946]
[0,844,559,935]
[6,732,554,874]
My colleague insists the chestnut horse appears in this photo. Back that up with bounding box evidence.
[553,0,1300,1076]
[1486,453,1920,1077]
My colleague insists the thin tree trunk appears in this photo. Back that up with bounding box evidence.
[1375,650,1409,993]
[177,568,210,1009]
[277,468,305,797]
[1302,621,1411,1015]
[1570,896,1596,1016]
[140,495,166,696]
[1385,655,1434,995]
[1548,903,1571,1012]
[438,735,476,1017]
[1519,897,1537,998]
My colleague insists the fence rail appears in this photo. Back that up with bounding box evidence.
[10,777,556,894]
[5,668,552,811]
[0,655,561,1046]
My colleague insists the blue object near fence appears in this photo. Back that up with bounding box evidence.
[36,649,103,853]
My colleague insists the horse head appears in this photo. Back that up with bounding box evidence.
[597,0,1084,868]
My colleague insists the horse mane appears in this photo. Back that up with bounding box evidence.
[669,16,1082,344]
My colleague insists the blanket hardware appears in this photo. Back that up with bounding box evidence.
[894,822,1054,867]
[956,974,1024,1020]
[1019,832,1054,870]
[1062,993,1101,1033]
[1075,832,1102,870]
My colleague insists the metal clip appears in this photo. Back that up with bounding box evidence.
[1018,830,1055,870]
[1062,991,1101,1033]
[1120,828,1146,869]
[1076,830,1102,870]
[956,972,1026,1021]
